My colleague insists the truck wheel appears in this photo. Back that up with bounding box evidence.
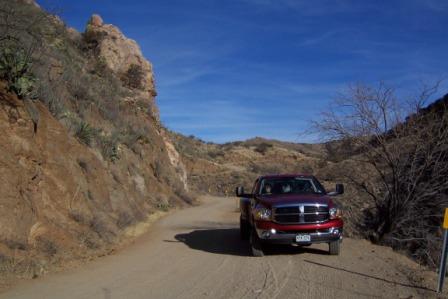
[250,228,264,257]
[329,240,340,255]
[240,217,250,240]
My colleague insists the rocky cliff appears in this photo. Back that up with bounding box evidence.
[84,14,159,119]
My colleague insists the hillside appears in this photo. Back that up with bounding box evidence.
[168,133,326,194]
[0,0,190,287]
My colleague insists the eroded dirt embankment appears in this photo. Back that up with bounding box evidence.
[0,79,189,288]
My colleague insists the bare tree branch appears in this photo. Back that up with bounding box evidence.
[312,81,448,267]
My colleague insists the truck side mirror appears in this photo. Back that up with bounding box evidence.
[235,186,253,198]
[336,183,344,195]
[328,183,344,196]
[236,186,245,197]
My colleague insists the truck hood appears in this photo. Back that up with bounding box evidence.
[256,193,332,208]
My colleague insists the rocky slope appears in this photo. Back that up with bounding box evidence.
[0,0,189,287]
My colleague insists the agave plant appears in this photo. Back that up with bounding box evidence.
[0,45,36,98]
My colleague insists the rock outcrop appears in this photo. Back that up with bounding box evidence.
[84,14,159,118]
[82,14,186,193]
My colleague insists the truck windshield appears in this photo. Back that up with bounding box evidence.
[259,177,325,195]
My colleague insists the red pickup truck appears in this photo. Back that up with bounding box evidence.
[236,174,344,256]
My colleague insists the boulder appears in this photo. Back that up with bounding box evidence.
[89,14,103,27]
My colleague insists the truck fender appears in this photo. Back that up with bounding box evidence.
[240,197,251,221]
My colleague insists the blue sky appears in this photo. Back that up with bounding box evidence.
[41,0,448,143]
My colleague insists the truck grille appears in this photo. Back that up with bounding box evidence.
[273,204,329,224]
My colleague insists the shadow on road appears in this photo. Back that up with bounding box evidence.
[304,260,435,293]
[168,228,329,257]
[171,228,252,256]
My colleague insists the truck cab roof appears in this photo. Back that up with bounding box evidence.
[258,173,314,180]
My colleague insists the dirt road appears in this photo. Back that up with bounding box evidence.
[0,196,440,299]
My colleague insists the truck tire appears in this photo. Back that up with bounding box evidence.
[250,228,264,257]
[329,240,340,255]
[240,217,250,240]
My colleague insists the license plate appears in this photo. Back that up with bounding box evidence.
[296,234,311,242]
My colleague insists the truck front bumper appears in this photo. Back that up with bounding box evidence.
[255,219,343,245]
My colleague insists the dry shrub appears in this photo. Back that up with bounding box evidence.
[97,133,120,161]
[89,216,113,241]
[116,212,135,229]
[1,239,27,251]
[254,142,273,155]
[120,125,146,152]
[78,231,99,250]
[36,237,57,257]
[313,81,448,267]
[121,64,144,90]
[0,253,42,279]
[69,210,88,224]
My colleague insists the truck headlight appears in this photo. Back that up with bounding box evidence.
[329,207,342,219]
[253,205,272,221]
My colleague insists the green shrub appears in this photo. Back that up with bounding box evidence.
[74,121,95,146]
[0,46,36,98]
[156,202,170,212]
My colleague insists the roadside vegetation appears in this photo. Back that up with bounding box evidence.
[312,82,448,267]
